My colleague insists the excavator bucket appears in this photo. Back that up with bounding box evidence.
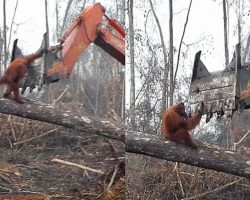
[10,39,23,61]
[11,33,61,93]
[188,44,250,122]
[11,38,44,93]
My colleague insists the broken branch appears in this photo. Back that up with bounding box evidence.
[51,158,104,174]
[13,128,60,146]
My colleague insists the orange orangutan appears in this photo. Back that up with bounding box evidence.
[161,102,204,149]
[0,49,44,104]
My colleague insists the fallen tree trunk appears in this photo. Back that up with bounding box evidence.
[126,131,250,178]
[0,98,125,142]
[2,99,250,178]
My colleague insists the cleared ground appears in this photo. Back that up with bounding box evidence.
[0,114,124,200]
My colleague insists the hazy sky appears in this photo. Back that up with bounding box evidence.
[125,0,250,108]
[2,0,249,68]
[133,0,250,72]
[0,0,113,54]
[2,0,250,107]
[0,0,47,54]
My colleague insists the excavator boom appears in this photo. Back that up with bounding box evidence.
[47,3,125,81]
[11,3,125,93]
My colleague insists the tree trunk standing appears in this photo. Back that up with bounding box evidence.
[228,1,242,148]
[70,71,75,104]
[120,0,125,120]
[80,0,87,12]
[95,64,100,115]
[243,34,250,64]
[45,0,50,45]
[76,62,81,101]
[122,71,125,120]
[60,0,74,36]
[237,2,241,47]
[223,0,229,66]
[128,0,136,130]
[228,117,234,148]
[7,0,18,53]
[55,0,59,40]
[112,1,124,119]
[115,0,119,19]
[144,84,151,133]
[121,0,125,26]
[169,0,174,106]
[0,29,2,69]
[44,0,51,104]
[3,0,7,70]
[148,0,169,113]
[174,0,192,90]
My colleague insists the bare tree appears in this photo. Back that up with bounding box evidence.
[243,34,250,63]
[121,0,125,26]
[237,1,241,46]
[7,0,18,53]
[55,0,59,40]
[3,0,7,69]
[60,0,74,36]
[223,0,229,66]
[148,0,169,112]
[95,64,100,115]
[45,0,50,45]
[0,28,2,69]
[128,0,136,130]
[121,0,125,120]
[169,0,174,106]
[174,0,193,90]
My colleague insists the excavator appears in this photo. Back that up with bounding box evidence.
[188,43,250,122]
[11,3,125,94]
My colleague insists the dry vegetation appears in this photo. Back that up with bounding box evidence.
[0,111,125,200]
[126,153,250,200]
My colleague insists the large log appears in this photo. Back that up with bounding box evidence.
[1,98,250,178]
[0,98,125,142]
[126,131,250,178]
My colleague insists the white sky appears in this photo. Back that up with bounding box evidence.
[2,0,250,108]
[2,0,246,67]
[0,0,113,54]
[0,0,47,54]
[132,0,249,71]
[125,0,250,108]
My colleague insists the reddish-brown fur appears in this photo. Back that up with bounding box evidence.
[0,50,43,104]
[161,102,204,149]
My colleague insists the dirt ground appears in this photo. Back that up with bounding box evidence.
[0,114,125,200]
[126,154,250,200]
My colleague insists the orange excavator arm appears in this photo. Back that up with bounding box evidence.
[11,3,125,93]
[47,3,125,80]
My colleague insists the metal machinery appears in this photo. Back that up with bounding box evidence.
[11,3,125,94]
[189,44,250,122]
